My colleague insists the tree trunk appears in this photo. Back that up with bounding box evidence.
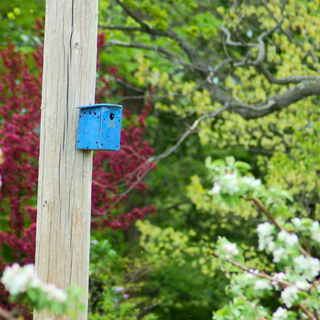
[34,0,98,319]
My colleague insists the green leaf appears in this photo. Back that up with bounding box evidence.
[279,190,294,202]
[234,161,251,172]
[225,156,235,166]
[26,288,38,303]
[212,159,226,167]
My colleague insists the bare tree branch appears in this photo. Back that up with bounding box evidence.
[222,0,288,64]
[103,39,207,72]
[92,164,153,217]
[113,0,203,67]
[221,26,257,48]
[210,251,316,320]
[92,105,228,217]
[104,39,185,62]
[260,0,319,72]
[149,104,229,162]
[116,78,145,92]
[114,0,153,33]
[116,78,208,103]
[256,64,320,84]
[251,198,283,231]
[102,0,320,123]
[207,79,320,120]
[105,40,320,120]
[259,0,293,40]
[137,302,162,318]
[259,0,288,39]
[98,25,144,32]
[255,0,288,64]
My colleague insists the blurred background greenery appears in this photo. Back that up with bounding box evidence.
[1,0,320,319]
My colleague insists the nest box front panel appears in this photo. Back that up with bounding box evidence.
[77,107,101,150]
[99,107,122,151]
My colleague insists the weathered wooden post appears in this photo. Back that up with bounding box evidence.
[34,0,98,318]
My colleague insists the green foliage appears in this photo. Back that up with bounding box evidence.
[2,0,320,319]
[136,220,228,319]
[0,0,44,45]
[89,291,152,320]
[89,239,158,320]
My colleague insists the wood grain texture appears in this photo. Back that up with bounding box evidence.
[34,0,98,319]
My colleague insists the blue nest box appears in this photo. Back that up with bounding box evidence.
[77,104,123,151]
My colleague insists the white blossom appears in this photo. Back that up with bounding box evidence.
[254,279,272,291]
[287,233,299,246]
[277,231,287,242]
[1,264,35,295]
[291,218,301,229]
[310,221,320,242]
[259,236,273,251]
[244,269,259,281]
[295,281,311,291]
[281,285,299,308]
[267,241,276,252]
[45,284,68,302]
[29,276,42,289]
[273,272,286,282]
[52,288,68,302]
[310,221,319,231]
[257,222,275,250]
[273,247,286,263]
[308,257,320,279]
[211,183,221,194]
[222,243,239,256]
[242,177,261,189]
[272,272,286,288]
[293,255,305,269]
[277,231,299,246]
[244,273,255,280]
[219,173,239,194]
[1,263,69,303]
[293,255,320,281]
[272,307,288,320]
[257,222,274,237]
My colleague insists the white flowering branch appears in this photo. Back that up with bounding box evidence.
[210,250,315,320]
[205,157,320,320]
[0,264,83,318]
[209,250,291,287]
[252,197,310,258]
